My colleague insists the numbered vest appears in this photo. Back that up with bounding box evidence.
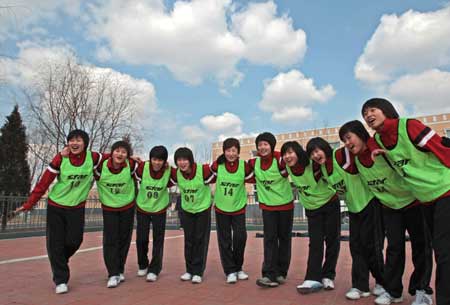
[48,151,94,207]
[287,163,336,210]
[214,160,247,212]
[97,159,136,208]
[254,157,294,206]
[177,165,212,214]
[136,162,170,213]
[375,118,450,202]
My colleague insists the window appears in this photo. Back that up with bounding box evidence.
[329,141,340,149]
[445,129,450,138]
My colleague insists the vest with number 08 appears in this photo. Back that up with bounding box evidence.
[214,160,247,212]
[97,159,135,208]
[177,165,211,214]
[48,151,94,207]
[136,162,170,213]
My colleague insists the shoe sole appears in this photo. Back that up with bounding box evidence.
[227,280,237,284]
[324,286,335,291]
[256,281,279,288]
[297,286,322,294]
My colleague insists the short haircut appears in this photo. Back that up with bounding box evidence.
[280,141,310,168]
[217,137,241,164]
[174,147,194,166]
[149,145,168,162]
[339,120,370,143]
[361,98,399,119]
[111,140,132,158]
[306,137,333,159]
[67,129,89,150]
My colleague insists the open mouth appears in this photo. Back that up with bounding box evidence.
[368,117,376,126]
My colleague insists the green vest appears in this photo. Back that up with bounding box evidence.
[48,151,94,207]
[375,118,450,202]
[254,157,294,206]
[355,155,415,209]
[177,165,211,214]
[321,149,374,213]
[136,162,170,213]
[97,159,135,208]
[287,163,336,210]
[214,160,247,212]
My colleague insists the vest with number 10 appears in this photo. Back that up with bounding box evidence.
[214,160,247,212]
[48,151,94,207]
[374,118,450,203]
[254,157,293,206]
[136,162,170,213]
[97,159,135,208]
[177,165,211,213]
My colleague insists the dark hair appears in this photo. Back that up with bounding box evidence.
[306,137,333,159]
[217,138,240,164]
[339,120,370,143]
[280,141,309,168]
[174,147,194,167]
[111,140,132,158]
[361,98,399,119]
[67,129,89,150]
[255,132,276,152]
[149,145,168,162]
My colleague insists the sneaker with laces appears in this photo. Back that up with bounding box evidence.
[55,283,68,294]
[180,272,192,281]
[137,268,147,277]
[322,278,335,290]
[119,273,125,282]
[107,276,120,288]
[226,273,237,284]
[375,292,403,305]
[412,290,433,305]
[191,275,202,284]
[276,275,287,284]
[146,272,158,282]
[297,280,323,294]
[237,270,249,280]
[373,284,386,296]
[256,277,279,288]
[346,288,371,300]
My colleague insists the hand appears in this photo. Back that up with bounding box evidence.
[371,148,386,161]
[60,146,70,157]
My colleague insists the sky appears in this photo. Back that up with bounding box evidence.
[1,0,450,158]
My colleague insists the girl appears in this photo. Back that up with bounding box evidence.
[281,141,340,294]
[171,147,214,284]
[362,98,450,305]
[210,138,253,284]
[306,137,385,300]
[95,140,137,288]
[135,145,173,282]
[340,120,433,305]
[16,130,102,294]
[248,132,294,288]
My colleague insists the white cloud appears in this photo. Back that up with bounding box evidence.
[181,125,210,142]
[86,0,306,87]
[388,69,450,114]
[200,112,242,134]
[355,6,450,86]
[259,69,335,123]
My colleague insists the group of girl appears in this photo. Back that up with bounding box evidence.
[16,98,449,305]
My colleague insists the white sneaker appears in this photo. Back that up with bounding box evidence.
[226,273,237,284]
[375,292,403,305]
[322,278,335,290]
[119,273,125,282]
[180,272,192,281]
[373,284,386,296]
[191,275,202,284]
[345,288,371,300]
[146,272,158,282]
[412,290,433,305]
[107,276,120,288]
[237,270,249,280]
[137,268,147,277]
[297,280,323,294]
[55,283,68,294]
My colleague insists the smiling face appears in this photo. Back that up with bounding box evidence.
[151,157,165,172]
[342,132,366,155]
[112,147,128,166]
[257,141,272,157]
[68,136,85,155]
[282,147,298,167]
[363,107,387,131]
[176,157,191,173]
[224,146,239,163]
[310,148,327,165]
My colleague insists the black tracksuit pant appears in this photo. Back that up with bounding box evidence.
[46,204,85,285]
[136,210,167,275]
[182,208,211,276]
[304,197,341,282]
[261,208,294,281]
[349,198,385,292]
[102,206,135,277]
[215,212,247,276]
[382,204,433,298]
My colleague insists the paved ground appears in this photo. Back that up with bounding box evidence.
[0,230,433,305]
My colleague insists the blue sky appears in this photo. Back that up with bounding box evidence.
[1,0,450,157]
